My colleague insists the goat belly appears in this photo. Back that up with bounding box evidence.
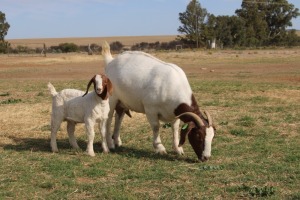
[66,116,83,123]
[65,104,85,123]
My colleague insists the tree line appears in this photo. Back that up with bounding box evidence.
[178,0,300,48]
[4,40,185,55]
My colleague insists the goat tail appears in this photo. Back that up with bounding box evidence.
[101,41,113,65]
[47,82,57,97]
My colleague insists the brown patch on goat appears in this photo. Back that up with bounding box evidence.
[174,94,208,125]
[178,121,196,146]
[174,94,210,161]
[102,74,113,96]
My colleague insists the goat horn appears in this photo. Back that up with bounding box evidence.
[176,112,205,127]
[204,111,213,127]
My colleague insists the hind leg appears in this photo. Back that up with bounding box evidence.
[106,97,118,149]
[50,117,62,153]
[112,110,125,147]
[67,121,80,150]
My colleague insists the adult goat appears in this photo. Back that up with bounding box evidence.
[102,42,215,161]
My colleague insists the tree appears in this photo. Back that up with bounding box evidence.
[236,0,300,46]
[0,11,10,53]
[263,0,300,44]
[236,1,269,46]
[205,15,246,48]
[177,0,209,48]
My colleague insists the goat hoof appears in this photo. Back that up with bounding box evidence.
[115,143,122,148]
[107,140,115,149]
[114,140,122,147]
[154,144,167,155]
[51,148,59,153]
[156,149,167,155]
[86,152,95,157]
[155,148,167,155]
[102,149,110,153]
[174,147,184,155]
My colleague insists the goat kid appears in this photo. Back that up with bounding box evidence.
[47,74,113,156]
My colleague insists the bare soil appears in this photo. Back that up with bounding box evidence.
[1,48,299,83]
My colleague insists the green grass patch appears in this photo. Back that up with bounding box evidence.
[238,115,255,127]
[230,128,247,136]
[0,98,22,104]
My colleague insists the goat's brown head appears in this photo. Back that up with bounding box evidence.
[82,74,113,100]
[177,111,215,162]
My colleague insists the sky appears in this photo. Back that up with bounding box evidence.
[1,0,300,39]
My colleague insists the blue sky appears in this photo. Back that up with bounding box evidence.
[2,0,300,39]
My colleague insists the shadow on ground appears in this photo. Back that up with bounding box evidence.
[1,136,198,163]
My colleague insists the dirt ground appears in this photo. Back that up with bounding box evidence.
[0,48,299,83]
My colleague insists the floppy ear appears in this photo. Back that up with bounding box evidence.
[82,75,96,97]
[107,78,113,96]
[178,122,196,147]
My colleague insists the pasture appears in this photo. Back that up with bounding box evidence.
[0,47,299,199]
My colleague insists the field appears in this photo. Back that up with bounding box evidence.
[7,35,177,48]
[0,44,300,199]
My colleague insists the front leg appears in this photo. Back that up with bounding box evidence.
[99,119,110,153]
[172,119,184,155]
[85,120,95,157]
[145,112,167,155]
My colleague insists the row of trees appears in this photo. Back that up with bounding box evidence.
[6,40,185,55]
[178,0,300,48]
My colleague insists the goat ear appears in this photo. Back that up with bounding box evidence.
[82,75,95,97]
[178,122,196,147]
[107,78,113,96]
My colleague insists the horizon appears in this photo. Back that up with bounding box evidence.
[2,0,300,40]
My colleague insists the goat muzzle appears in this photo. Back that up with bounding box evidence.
[199,156,209,162]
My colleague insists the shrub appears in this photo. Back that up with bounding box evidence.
[58,43,79,53]
[110,41,123,52]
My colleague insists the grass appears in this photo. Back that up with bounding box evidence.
[0,49,300,199]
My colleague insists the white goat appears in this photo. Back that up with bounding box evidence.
[102,42,215,162]
[47,74,113,156]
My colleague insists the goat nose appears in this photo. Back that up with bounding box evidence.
[200,156,209,162]
[96,88,102,94]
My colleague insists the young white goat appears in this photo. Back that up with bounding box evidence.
[47,74,113,156]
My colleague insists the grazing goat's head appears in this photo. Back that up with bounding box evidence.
[177,111,215,162]
[82,74,113,100]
